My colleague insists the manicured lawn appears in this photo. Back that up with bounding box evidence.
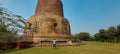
[0,42,120,54]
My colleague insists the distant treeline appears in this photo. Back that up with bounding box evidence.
[72,24,120,43]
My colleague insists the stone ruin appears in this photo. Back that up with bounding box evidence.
[24,0,71,44]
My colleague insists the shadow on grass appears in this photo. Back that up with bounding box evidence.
[52,47,59,50]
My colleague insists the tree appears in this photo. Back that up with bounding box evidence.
[94,25,120,43]
[98,29,107,42]
[106,26,117,43]
[0,4,26,50]
[116,25,120,43]
[73,32,90,41]
[94,33,100,41]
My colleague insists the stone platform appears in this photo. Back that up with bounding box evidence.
[32,42,81,47]
[20,36,84,47]
[22,36,71,43]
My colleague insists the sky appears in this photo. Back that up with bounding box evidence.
[0,0,120,35]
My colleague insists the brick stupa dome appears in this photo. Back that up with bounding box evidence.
[24,0,71,43]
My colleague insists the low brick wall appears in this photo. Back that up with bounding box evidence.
[0,42,33,50]
[0,42,17,50]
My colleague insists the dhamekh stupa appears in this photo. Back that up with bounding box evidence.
[24,0,71,43]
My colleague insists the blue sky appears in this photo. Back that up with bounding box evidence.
[1,0,120,35]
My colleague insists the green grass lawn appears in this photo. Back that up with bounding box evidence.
[0,42,120,54]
